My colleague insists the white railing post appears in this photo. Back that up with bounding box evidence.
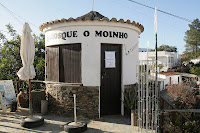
[73,94,77,123]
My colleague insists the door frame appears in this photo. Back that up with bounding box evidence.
[99,43,123,118]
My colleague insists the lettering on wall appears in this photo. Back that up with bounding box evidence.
[95,31,128,39]
[83,31,90,37]
[125,41,138,55]
[47,30,128,42]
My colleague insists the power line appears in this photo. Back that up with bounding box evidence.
[128,0,192,22]
[111,0,146,17]
[112,0,189,34]
[0,2,38,28]
[0,2,23,25]
[0,30,8,33]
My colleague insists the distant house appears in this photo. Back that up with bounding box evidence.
[139,51,181,72]
[190,56,200,64]
[139,48,151,52]
[151,72,199,90]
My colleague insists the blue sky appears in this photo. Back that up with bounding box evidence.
[0,0,200,53]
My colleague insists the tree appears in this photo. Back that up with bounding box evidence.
[0,24,45,81]
[151,44,177,52]
[184,18,200,58]
[167,84,197,109]
[157,44,177,52]
[189,62,200,76]
[0,24,21,81]
[190,66,200,76]
[33,34,45,81]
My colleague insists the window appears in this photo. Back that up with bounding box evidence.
[46,44,81,83]
[178,77,179,84]
[59,44,81,83]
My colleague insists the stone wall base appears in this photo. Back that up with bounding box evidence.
[46,83,137,119]
[46,84,99,118]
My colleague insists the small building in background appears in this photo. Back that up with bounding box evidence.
[40,11,144,118]
[190,56,200,64]
[151,72,199,90]
[138,48,151,52]
[139,51,181,72]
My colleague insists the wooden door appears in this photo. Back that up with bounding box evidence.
[100,44,122,116]
[59,44,81,83]
[46,46,59,82]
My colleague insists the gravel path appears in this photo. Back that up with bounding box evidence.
[0,108,152,133]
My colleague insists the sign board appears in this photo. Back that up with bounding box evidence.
[0,80,16,109]
[105,51,115,60]
[105,51,116,68]
[46,30,128,46]
[105,60,116,68]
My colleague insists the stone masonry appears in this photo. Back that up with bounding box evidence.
[46,84,99,118]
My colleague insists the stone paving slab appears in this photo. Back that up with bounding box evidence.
[0,108,154,133]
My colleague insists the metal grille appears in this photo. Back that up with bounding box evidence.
[137,60,160,133]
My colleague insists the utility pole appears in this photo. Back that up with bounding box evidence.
[92,0,94,11]
[154,7,159,133]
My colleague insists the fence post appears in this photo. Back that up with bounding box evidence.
[160,98,164,133]
[172,112,176,125]
[16,81,19,94]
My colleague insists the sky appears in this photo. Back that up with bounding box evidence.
[0,0,200,54]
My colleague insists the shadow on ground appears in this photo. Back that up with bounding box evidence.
[86,127,114,133]
[98,115,131,125]
[0,108,137,133]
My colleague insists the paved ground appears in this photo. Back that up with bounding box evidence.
[0,108,149,133]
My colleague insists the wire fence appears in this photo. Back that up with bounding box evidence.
[137,60,160,133]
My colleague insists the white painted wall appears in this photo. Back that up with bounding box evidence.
[165,75,182,85]
[43,21,141,86]
[157,74,182,89]
[139,51,181,72]
[151,73,183,89]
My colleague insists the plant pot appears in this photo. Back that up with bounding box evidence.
[131,109,135,126]
[41,100,48,115]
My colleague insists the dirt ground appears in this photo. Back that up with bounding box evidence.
[0,107,146,133]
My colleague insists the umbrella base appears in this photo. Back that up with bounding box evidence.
[21,115,44,128]
[64,121,87,133]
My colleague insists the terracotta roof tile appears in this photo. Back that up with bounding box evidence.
[76,11,105,20]
[158,72,180,76]
[40,11,144,33]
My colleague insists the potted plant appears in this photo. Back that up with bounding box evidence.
[124,90,137,126]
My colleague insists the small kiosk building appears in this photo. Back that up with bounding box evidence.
[40,11,144,118]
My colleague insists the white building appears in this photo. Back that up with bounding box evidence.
[151,72,198,90]
[139,48,151,52]
[190,56,200,64]
[139,51,181,72]
[40,11,144,118]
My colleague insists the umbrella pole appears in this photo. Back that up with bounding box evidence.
[28,79,33,116]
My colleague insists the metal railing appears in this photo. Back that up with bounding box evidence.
[137,60,160,133]
[13,80,45,94]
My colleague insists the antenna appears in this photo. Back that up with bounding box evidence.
[92,0,94,11]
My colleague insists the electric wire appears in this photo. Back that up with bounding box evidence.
[0,2,38,28]
[0,2,23,25]
[112,0,189,32]
[112,0,187,51]
[111,0,146,18]
[128,0,192,22]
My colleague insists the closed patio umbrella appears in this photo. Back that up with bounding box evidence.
[17,22,36,115]
[17,23,44,128]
